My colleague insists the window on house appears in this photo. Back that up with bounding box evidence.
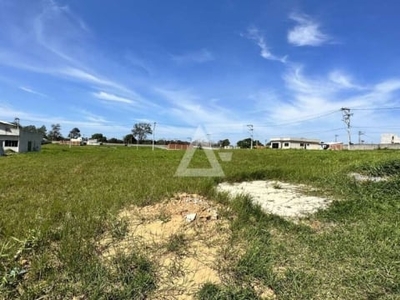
[300,143,304,147]
[272,143,279,149]
[284,142,289,147]
[5,140,18,147]
[307,143,310,146]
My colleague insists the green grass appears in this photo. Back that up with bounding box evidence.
[0,145,400,299]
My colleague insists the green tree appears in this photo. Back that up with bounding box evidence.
[37,125,47,139]
[132,123,152,144]
[219,139,230,147]
[22,125,46,138]
[23,125,37,133]
[237,138,252,148]
[108,137,123,144]
[91,133,107,143]
[123,134,137,144]
[48,124,63,141]
[237,138,263,148]
[68,127,81,139]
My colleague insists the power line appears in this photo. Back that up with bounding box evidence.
[256,109,340,128]
[341,107,353,150]
[278,127,343,137]
[352,106,400,111]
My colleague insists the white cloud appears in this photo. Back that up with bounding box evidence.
[244,27,287,63]
[19,86,48,97]
[92,91,134,104]
[328,71,364,90]
[154,87,245,136]
[0,103,129,137]
[33,0,89,63]
[76,108,109,123]
[264,67,400,130]
[374,80,400,93]
[60,68,114,86]
[171,49,215,64]
[288,13,330,46]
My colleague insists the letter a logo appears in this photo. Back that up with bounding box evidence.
[175,126,225,177]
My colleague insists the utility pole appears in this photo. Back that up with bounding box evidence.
[152,122,157,151]
[358,131,365,144]
[335,134,338,142]
[247,124,253,149]
[14,117,20,129]
[341,108,353,150]
[206,133,211,148]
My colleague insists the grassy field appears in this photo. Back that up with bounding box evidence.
[0,144,399,299]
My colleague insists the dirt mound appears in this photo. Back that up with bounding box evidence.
[99,193,233,299]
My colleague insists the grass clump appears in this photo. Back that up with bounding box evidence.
[357,158,400,177]
[165,233,187,254]
[106,251,156,299]
[197,282,259,300]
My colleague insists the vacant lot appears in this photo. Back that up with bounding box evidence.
[0,145,399,299]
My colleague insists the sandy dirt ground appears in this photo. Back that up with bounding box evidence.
[99,193,247,299]
[98,180,332,299]
[217,180,332,218]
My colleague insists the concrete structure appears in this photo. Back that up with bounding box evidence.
[0,121,42,153]
[166,143,192,150]
[269,137,322,150]
[87,139,102,146]
[381,133,400,144]
[349,143,400,150]
[321,142,344,151]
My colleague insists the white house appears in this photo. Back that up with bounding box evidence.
[0,121,43,153]
[269,137,322,150]
[381,133,400,144]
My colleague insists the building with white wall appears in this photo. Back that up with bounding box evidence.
[87,139,102,145]
[269,137,322,150]
[381,133,400,144]
[0,121,43,153]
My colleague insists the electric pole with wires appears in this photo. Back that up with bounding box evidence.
[247,124,253,149]
[358,131,365,144]
[341,108,353,150]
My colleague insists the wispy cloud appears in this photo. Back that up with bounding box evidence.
[244,27,287,63]
[328,71,364,90]
[0,103,128,137]
[264,66,400,125]
[288,13,330,46]
[0,1,152,108]
[93,91,134,104]
[171,49,215,64]
[19,86,48,97]
[76,108,110,123]
[60,67,121,89]
[154,87,244,135]
[33,0,90,63]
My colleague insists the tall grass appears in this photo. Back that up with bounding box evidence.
[0,145,399,299]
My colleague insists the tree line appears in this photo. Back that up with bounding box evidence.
[20,122,260,148]
[22,122,156,144]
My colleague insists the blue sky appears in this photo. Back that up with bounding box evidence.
[1,0,400,144]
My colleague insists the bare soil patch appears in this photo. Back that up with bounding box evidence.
[99,193,235,299]
[217,180,332,218]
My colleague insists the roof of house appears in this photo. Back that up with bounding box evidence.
[0,120,16,126]
[269,137,321,144]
